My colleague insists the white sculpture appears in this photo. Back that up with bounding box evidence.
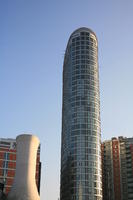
[7,134,40,200]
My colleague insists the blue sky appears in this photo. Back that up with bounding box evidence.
[1,0,133,199]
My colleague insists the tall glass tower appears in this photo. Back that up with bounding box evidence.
[60,27,102,200]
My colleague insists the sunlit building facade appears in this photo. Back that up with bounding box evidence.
[0,138,41,194]
[102,137,133,200]
[60,27,102,200]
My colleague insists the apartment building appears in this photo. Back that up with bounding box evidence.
[102,137,133,200]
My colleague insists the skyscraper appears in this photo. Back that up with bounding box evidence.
[60,27,102,200]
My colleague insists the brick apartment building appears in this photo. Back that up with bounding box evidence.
[102,137,133,200]
[0,138,41,194]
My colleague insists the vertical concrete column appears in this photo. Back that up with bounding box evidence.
[7,134,40,200]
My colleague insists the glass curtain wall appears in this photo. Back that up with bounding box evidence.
[60,27,102,200]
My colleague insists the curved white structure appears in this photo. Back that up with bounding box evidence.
[7,134,40,200]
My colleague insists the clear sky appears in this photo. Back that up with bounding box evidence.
[1,0,133,199]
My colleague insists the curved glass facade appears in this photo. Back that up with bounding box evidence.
[60,28,102,200]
